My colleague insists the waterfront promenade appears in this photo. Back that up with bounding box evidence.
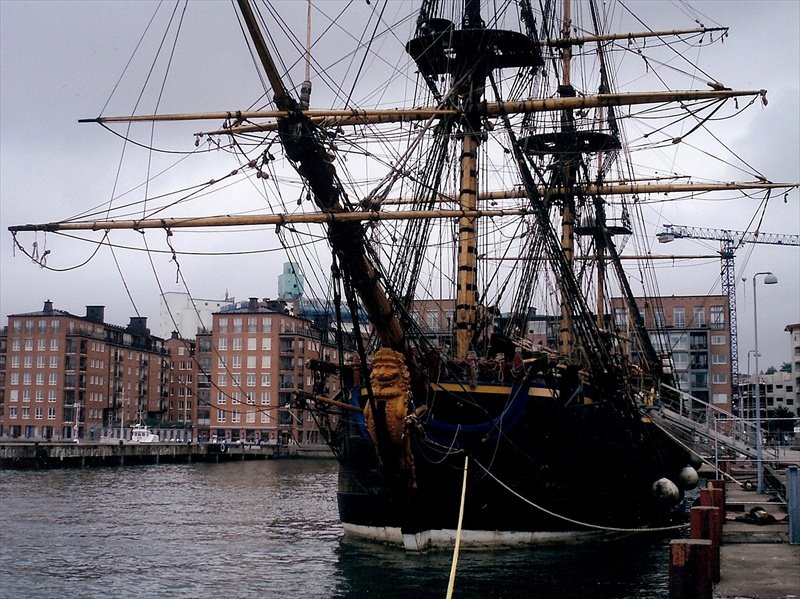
[0,439,333,469]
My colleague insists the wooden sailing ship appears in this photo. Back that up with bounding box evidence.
[9,0,798,549]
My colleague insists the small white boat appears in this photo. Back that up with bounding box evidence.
[129,424,159,443]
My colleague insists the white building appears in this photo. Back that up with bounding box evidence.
[158,292,235,340]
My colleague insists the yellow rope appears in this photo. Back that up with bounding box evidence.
[446,454,469,599]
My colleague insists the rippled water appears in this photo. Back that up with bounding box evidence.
[0,461,674,598]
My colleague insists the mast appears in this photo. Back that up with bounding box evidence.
[558,0,576,356]
[454,0,484,359]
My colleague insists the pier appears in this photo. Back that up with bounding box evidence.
[0,440,333,469]
[671,464,800,599]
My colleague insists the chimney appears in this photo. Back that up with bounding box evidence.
[128,316,149,334]
[43,300,53,314]
[85,305,105,323]
[248,297,259,311]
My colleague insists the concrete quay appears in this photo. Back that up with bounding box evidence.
[0,439,333,469]
[714,479,800,599]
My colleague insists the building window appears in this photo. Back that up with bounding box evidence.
[231,410,241,423]
[711,335,725,346]
[247,373,256,387]
[261,356,272,369]
[35,390,44,402]
[218,392,227,405]
[711,354,727,364]
[710,306,724,330]
[37,339,46,351]
[711,393,728,404]
[262,337,272,351]
[262,373,271,387]
[9,407,17,419]
[232,374,241,386]
[37,355,45,368]
[653,307,666,327]
[262,317,272,333]
[247,337,257,351]
[10,356,19,368]
[48,408,56,420]
[260,411,270,424]
[218,318,228,333]
[24,356,32,368]
[233,337,242,351]
[712,373,728,384]
[247,318,257,333]
[261,391,271,405]
[693,307,706,327]
[233,318,243,333]
[246,410,256,424]
[247,356,256,369]
[12,339,20,351]
[217,373,227,386]
[35,408,43,420]
[50,338,58,351]
[217,410,226,422]
[218,338,228,351]
[673,307,685,328]
[24,339,33,351]
[247,392,255,405]
[48,391,56,402]
[232,392,241,405]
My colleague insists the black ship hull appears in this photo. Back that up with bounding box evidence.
[334,380,692,549]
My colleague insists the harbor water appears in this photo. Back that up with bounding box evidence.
[0,460,677,598]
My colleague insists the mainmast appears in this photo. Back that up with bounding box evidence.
[406,0,543,359]
[558,0,577,356]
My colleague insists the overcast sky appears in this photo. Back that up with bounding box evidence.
[1,0,798,369]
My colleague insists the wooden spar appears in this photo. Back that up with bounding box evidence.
[9,180,797,233]
[486,254,721,261]
[8,208,536,233]
[235,0,293,112]
[541,26,727,48]
[374,181,798,206]
[80,89,765,132]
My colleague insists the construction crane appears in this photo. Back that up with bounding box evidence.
[657,224,800,410]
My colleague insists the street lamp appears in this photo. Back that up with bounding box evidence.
[752,271,778,494]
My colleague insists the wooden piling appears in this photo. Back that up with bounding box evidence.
[690,506,721,582]
[699,487,724,545]
[709,480,726,518]
[669,539,713,599]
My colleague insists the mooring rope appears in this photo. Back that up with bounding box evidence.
[446,454,469,599]
[472,458,687,533]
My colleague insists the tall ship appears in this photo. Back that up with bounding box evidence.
[9,0,797,549]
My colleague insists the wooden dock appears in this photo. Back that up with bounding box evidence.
[0,440,333,469]
[713,478,800,599]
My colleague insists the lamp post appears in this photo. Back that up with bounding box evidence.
[744,348,759,439]
[752,271,778,494]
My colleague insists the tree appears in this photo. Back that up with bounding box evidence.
[767,406,796,441]
[765,366,777,375]
[781,362,792,373]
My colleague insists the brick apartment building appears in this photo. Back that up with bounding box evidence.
[610,295,733,415]
[205,298,351,445]
[0,298,352,444]
[0,301,168,440]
